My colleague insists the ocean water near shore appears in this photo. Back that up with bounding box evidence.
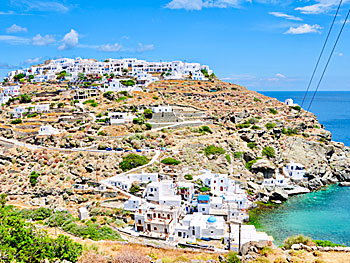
[256,91,350,246]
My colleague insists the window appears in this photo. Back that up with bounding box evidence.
[178,232,182,237]
[138,220,141,224]
[202,208,205,211]
[192,229,195,235]
[154,227,157,231]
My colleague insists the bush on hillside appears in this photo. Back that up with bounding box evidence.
[161,157,181,165]
[283,235,312,249]
[119,154,149,171]
[204,145,225,156]
[262,147,275,159]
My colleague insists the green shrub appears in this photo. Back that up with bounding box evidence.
[236,123,250,129]
[226,251,241,263]
[200,125,212,133]
[10,119,22,124]
[19,94,31,103]
[283,235,312,249]
[262,146,275,158]
[145,123,152,130]
[144,109,153,119]
[282,127,298,136]
[233,152,243,159]
[153,96,159,100]
[119,154,149,171]
[312,240,345,247]
[27,112,38,118]
[274,257,287,263]
[184,174,193,180]
[0,207,83,263]
[120,79,135,87]
[245,159,257,170]
[204,145,225,156]
[129,184,141,194]
[291,105,301,111]
[265,122,276,130]
[29,171,40,187]
[161,157,181,165]
[254,97,261,102]
[199,186,210,192]
[255,257,270,263]
[225,154,231,163]
[260,246,273,257]
[116,96,127,102]
[251,125,261,130]
[269,108,278,114]
[247,142,257,149]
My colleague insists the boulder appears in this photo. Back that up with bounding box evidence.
[270,188,288,201]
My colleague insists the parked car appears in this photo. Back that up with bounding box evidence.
[105,147,113,151]
[114,147,123,151]
[136,149,142,152]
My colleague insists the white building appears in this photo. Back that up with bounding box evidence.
[7,58,212,86]
[198,170,235,196]
[109,112,136,125]
[134,203,181,238]
[104,173,158,193]
[284,163,306,180]
[176,182,194,202]
[1,85,20,97]
[12,106,27,118]
[152,106,173,113]
[262,174,288,187]
[285,99,294,106]
[78,207,90,220]
[146,180,181,206]
[123,197,144,212]
[174,213,225,240]
[38,125,60,136]
[34,103,50,112]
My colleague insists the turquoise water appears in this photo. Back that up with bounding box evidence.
[255,91,350,245]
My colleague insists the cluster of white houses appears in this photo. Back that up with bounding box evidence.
[7,58,213,89]
[0,85,20,104]
[102,163,308,249]
[103,170,270,248]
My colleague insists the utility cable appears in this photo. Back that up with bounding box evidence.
[300,0,343,108]
[306,9,350,112]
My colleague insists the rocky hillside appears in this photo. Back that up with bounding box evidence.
[1,79,350,208]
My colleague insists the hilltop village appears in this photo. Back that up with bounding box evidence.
[2,58,350,262]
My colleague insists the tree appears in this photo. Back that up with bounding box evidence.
[119,154,149,171]
[29,75,34,80]
[0,193,7,208]
[78,73,85,80]
[19,94,32,103]
[13,73,25,82]
[144,109,153,119]
[161,157,181,165]
[121,79,135,87]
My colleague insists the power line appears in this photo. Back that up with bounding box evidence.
[300,0,343,108]
[306,9,350,112]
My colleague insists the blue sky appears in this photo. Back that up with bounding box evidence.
[0,0,349,90]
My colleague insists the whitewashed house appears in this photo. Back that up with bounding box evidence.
[285,99,294,106]
[151,106,173,113]
[173,213,225,241]
[284,163,306,180]
[34,103,50,112]
[146,180,181,206]
[109,112,136,125]
[134,203,181,238]
[198,170,235,196]
[123,197,144,212]
[78,207,90,220]
[12,106,27,118]
[38,125,60,136]
[135,72,159,87]
[262,174,288,187]
[1,85,20,97]
[176,182,194,202]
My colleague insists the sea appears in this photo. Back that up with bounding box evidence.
[255,91,350,246]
